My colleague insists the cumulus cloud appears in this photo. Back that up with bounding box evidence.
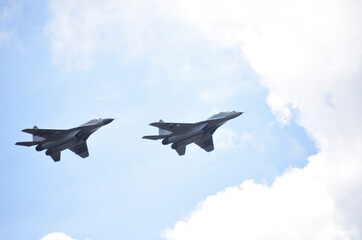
[46,0,362,239]
[46,0,245,103]
[159,0,362,239]
[46,0,181,70]
[40,232,76,240]
[47,0,107,69]
[213,128,251,151]
[163,176,358,239]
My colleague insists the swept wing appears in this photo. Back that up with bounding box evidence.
[22,128,68,139]
[150,122,195,134]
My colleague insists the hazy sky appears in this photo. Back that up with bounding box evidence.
[1,1,361,240]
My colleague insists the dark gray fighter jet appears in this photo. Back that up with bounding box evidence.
[16,118,114,162]
[143,111,242,155]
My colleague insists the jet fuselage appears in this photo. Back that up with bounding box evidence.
[162,113,239,148]
[143,111,243,155]
[16,118,114,162]
[162,123,207,145]
[36,125,103,153]
[38,130,79,151]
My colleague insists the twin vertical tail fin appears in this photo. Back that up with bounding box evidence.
[16,126,45,147]
[142,120,171,140]
[32,126,45,142]
[158,120,172,136]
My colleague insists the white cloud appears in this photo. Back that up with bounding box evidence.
[47,0,105,69]
[213,128,251,151]
[40,232,76,240]
[46,0,245,104]
[159,0,362,239]
[46,0,179,70]
[163,154,361,239]
[46,0,362,239]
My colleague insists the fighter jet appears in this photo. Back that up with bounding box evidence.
[16,118,114,162]
[143,111,243,156]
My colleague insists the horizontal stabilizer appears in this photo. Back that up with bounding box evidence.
[15,141,42,147]
[143,135,169,140]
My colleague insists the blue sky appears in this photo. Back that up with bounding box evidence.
[2,1,362,240]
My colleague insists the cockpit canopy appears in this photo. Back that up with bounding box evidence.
[80,118,103,126]
[208,111,236,120]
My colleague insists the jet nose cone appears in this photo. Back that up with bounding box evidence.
[103,118,114,125]
[231,111,243,117]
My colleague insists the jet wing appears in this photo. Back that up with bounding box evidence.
[150,122,195,134]
[69,141,89,158]
[195,134,214,152]
[22,128,67,139]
